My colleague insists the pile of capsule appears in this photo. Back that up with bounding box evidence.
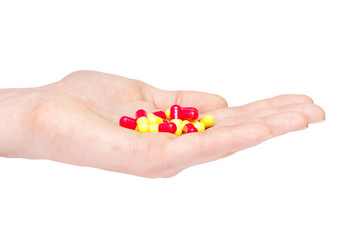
[119,105,214,136]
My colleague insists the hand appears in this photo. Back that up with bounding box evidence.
[0,71,325,178]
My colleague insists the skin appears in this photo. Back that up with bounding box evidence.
[0,70,325,178]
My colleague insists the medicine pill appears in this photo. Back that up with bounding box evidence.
[181,120,190,129]
[200,114,214,128]
[147,113,163,125]
[170,105,183,136]
[192,121,205,132]
[152,111,167,120]
[149,122,177,134]
[119,105,214,135]
[165,108,171,120]
[181,107,199,122]
[170,105,182,120]
[136,109,150,133]
[183,123,198,133]
[119,116,137,130]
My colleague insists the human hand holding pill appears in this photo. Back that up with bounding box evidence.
[0,70,325,178]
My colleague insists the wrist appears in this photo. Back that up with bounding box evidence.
[0,87,42,158]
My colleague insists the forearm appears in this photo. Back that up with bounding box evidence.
[0,88,39,158]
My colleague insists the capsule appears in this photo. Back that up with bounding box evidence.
[165,108,171,120]
[200,114,214,128]
[192,121,205,132]
[149,122,177,134]
[183,123,198,133]
[135,109,149,133]
[181,120,190,129]
[147,113,163,125]
[119,116,137,130]
[152,111,167,120]
[181,107,199,122]
[170,105,182,120]
[170,105,183,136]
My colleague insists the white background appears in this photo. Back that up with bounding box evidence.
[0,0,353,239]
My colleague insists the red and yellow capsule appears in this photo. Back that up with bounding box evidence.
[152,111,167,120]
[149,122,177,134]
[135,109,150,133]
[181,107,199,122]
[191,121,205,132]
[170,105,183,136]
[181,120,190,129]
[119,116,137,130]
[147,113,163,125]
[183,123,198,133]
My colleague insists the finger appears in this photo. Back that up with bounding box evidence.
[141,84,228,113]
[286,103,325,123]
[167,111,309,169]
[247,102,325,124]
[166,121,272,168]
[209,94,314,120]
[214,102,325,127]
[261,111,308,136]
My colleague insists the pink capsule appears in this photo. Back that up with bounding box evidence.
[183,123,198,133]
[152,111,167,120]
[119,116,137,130]
[181,107,199,122]
[149,122,177,134]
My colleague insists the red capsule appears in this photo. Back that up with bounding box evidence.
[181,107,199,122]
[135,109,147,119]
[119,116,137,130]
[159,122,177,133]
[170,105,182,120]
[150,122,177,134]
[183,123,198,133]
[152,111,167,120]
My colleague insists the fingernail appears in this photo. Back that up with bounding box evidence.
[311,119,326,123]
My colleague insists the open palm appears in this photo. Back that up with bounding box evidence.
[29,70,325,177]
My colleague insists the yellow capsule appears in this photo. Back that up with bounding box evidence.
[181,120,190,129]
[147,113,163,125]
[137,117,149,133]
[165,108,171,120]
[149,124,159,132]
[192,121,205,132]
[171,119,183,136]
[200,115,214,128]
